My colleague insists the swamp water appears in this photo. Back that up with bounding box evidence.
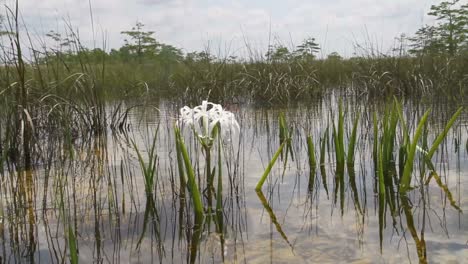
[0,96,467,263]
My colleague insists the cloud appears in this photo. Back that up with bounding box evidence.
[3,0,446,58]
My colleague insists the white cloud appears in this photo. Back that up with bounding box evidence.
[2,0,446,58]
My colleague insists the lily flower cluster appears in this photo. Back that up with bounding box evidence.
[178,101,240,144]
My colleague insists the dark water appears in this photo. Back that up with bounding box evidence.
[0,96,467,263]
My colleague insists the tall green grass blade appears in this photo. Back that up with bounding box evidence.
[394,99,409,178]
[333,100,345,167]
[255,140,287,191]
[373,111,379,181]
[307,135,317,190]
[320,127,328,166]
[394,98,406,133]
[400,109,431,192]
[279,112,294,161]
[320,129,329,197]
[348,165,362,215]
[68,226,79,264]
[216,135,224,227]
[331,101,345,215]
[189,213,204,264]
[130,127,159,194]
[175,126,204,219]
[427,107,463,159]
[347,115,359,165]
[175,128,186,191]
[279,112,286,160]
[215,135,225,261]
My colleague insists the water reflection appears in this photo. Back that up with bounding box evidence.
[0,97,467,263]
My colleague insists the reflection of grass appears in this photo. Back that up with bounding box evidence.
[136,194,163,254]
[130,127,159,195]
[376,136,386,253]
[400,193,427,264]
[57,170,79,264]
[332,101,345,215]
[215,135,225,262]
[256,190,293,249]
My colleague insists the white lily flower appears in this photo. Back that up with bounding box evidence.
[178,101,240,141]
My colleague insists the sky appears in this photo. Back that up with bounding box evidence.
[4,0,445,58]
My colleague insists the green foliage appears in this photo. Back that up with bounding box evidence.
[266,44,291,62]
[174,126,204,220]
[293,37,320,61]
[121,22,159,59]
[410,1,468,56]
[266,37,320,63]
[332,100,345,170]
[399,110,431,192]
[427,107,463,159]
[408,25,445,55]
[327,52,342,60]
[347,115,359,165]
[130,128,159,195]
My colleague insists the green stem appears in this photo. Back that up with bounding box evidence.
[255,140,287,191]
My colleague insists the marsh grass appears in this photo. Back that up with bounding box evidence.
[174,126,204,220]
[255,140,287,191]
[130,126,159,195]
[306,135,317,191]
[347,115,360,166]
[319,127,329,197]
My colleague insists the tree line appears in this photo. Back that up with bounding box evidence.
[35,0,468,66]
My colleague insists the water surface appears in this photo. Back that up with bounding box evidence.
[1,96,467,263]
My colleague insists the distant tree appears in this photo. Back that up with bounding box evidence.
[327,52,342,60]
[408,25,444,55]
[121,22,159,61]
[185,51,215,63]
[45,30,75,54]
[266,44,291,62]
[427,1,467,55]
[156,44,183,63]
[293,37,320,61]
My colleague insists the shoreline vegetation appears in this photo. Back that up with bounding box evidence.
[0,1,467,105]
